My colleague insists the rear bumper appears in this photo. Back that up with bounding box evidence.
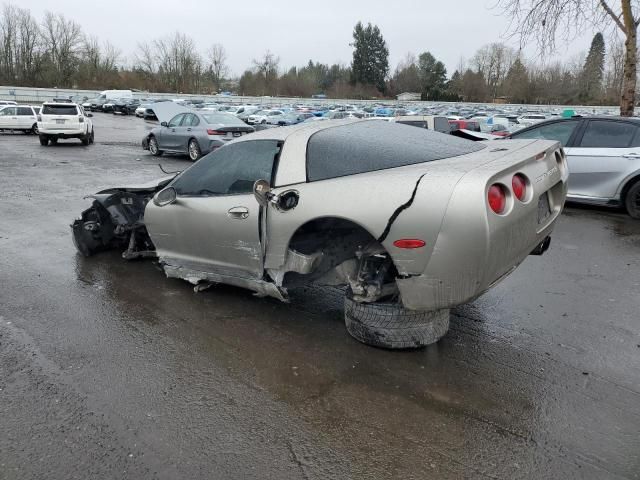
[39,129,85,137]
[396,142,568,311]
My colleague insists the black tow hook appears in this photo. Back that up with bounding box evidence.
[530,236,551,256]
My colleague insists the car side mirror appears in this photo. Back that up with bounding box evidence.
[161,121,168,127]
[153,186,177,207]
[253,179,271,206]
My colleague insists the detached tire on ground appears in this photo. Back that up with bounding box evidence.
[344,296,449,349]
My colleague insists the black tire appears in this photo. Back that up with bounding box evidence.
[625,180,640,219]
[344,296,449,349]
[81,131,90,145]
[50,137,58,145]
[32,123,38,135]
[188,138,201,161]
[148,136,163,156]
[261,119,266,124]
[39,135,49,146]
[89,128,95,144]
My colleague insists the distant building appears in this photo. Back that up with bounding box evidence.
[396,92,421,102]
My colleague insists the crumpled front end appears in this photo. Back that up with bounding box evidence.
[72,191,156,260]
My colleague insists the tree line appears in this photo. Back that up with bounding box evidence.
[0,2,628,107]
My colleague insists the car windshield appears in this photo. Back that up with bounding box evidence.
[201,113,247,126]
[42,104,78,115]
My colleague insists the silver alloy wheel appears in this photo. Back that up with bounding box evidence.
[32,123,38,135]
[149,137,158,155]
[188,140,200,160]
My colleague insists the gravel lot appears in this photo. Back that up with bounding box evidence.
[0,113,639,479]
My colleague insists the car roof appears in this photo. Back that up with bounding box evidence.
[232,118,362,143]
[42,102,79,106]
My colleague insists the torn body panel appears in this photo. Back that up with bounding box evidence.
[161,257,288,302]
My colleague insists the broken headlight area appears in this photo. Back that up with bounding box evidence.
[71,191,156,260]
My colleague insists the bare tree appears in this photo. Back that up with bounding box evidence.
[41,11,83,87]
[252,50,280,94]
[498,0,640,115]
[206,43,228,92]
[471,43,516,99]
[0,3,18,83]
[16,6,41,84]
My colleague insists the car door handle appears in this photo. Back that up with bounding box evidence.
[227,206,249,219]
[186,128,192,131]
[623,153,640,159]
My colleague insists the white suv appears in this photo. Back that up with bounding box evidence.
[38,102,94,146]
[0,105,39,134]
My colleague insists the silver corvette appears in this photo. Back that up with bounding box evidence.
[72,120,568,349]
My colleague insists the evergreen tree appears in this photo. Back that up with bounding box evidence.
[417,52,447,100]
[504,57,529,103]
[580,32,605,103]
[350,22,389,93]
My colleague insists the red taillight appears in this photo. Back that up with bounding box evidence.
[512,174,527,201]
[488,184,507,214]
[393,239,426,249]
[207,129,225,135]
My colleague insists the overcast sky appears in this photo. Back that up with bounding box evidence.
[21,0,597,76]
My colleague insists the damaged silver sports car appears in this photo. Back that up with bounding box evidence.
[72,119,568,349]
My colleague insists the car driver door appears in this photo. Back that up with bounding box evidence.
[0,106,17,128]
[145,140,281,279]
[158,113,186,151]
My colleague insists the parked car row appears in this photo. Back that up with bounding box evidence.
[0,99,94,145]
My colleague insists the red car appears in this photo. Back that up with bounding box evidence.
[448,120,481,132]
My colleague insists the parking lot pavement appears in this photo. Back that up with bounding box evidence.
[1,114,639,480]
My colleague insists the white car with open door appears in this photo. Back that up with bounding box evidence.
[0,105,39,134]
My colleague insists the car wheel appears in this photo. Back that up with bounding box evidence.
[39,135,49,146]
[148,136,163,156]
[89,128,95,144]
[32,123,39,135]
[261,119,266,124]
[81,131,90,145]
[625,180,640,219]
[50,137,58,145]
[188,139,201,161]
[344,295,450,349]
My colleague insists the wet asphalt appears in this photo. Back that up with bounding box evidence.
[0,113,639,480]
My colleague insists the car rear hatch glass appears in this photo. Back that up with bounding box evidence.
[42,105,78,115]
[306,121,485,181]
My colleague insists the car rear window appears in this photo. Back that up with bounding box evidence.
[42,105,78,115]
[306,121,485,182]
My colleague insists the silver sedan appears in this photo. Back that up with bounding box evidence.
[142,111,255,161]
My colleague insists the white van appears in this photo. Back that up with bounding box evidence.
[98,90,133,102]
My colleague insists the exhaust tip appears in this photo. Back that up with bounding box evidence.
[530,236,551,256]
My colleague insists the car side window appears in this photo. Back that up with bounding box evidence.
[511,121,579,147]
[184,114,200,127]
[182,114,194,127]
[171,140,281,196]
[0,107,16,116]
[168,114,185,127]
[17,107,32,115]
[579,120,638,148]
